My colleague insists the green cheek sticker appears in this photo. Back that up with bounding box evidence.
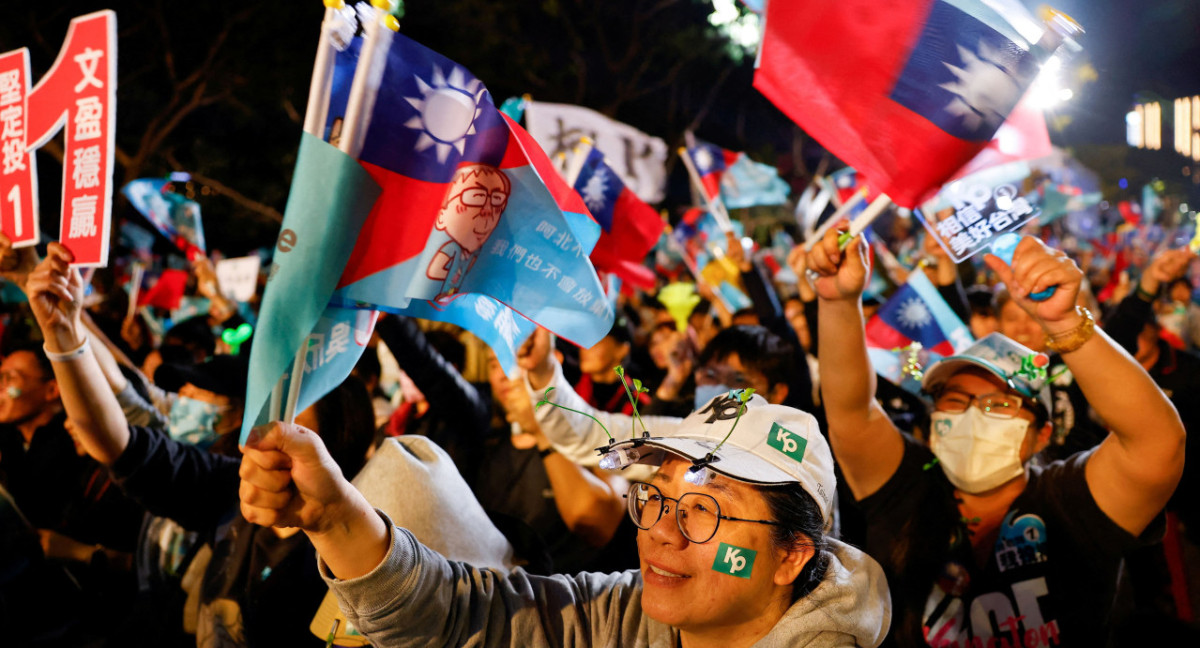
[712,542,756,579]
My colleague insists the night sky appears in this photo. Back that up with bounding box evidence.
[1043,0,1200,145]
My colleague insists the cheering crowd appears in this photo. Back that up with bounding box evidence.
[0,205,1197,648]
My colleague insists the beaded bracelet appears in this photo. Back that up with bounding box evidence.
[43,336,90,362]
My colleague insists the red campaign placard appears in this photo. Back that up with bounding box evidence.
[26,10,117,267]
[0,49,38,248]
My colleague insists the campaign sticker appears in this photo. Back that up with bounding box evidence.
[767,422,807,463]
[712,542,756,579]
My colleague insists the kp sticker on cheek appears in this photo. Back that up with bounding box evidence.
[711,542,756,579]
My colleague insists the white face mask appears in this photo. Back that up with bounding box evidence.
[929,406,1031,494]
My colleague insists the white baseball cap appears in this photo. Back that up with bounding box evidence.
[606,391,836,529]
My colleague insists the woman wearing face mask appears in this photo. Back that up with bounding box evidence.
[807,227,1185,647]
[21,244,378,647]
[240,391,891,647]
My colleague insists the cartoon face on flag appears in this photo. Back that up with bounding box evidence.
[423,164,511,299]
[322,32,613,354]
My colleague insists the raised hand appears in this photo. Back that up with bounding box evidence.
[984,236,1084,333]
[804,225,869,302]
[241,421,389,580]
[0,231,40,292]
[786,244,817,302]
[24,243,84,352]
[1139,247,1194,296]
[239,422,357,534]
[517,327,555,389]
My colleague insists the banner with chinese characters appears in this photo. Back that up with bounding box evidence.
[524,100,668,204]
[0,11,116,265]
[915,160,1041,263]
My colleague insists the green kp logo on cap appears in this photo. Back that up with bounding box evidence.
[767,422,807,463]
[712,542,756,578]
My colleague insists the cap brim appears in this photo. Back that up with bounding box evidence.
[615,436,797,486]
[922,355,1012,394]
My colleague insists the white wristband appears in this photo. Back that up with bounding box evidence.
[44,336,90,363]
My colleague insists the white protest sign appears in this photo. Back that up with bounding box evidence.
[215,255,261,302]
[524,100,668,204]
[915,160,1042,263]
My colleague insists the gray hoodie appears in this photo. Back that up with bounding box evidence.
[322,512,891,648]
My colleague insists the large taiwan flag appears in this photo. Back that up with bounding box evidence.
[755,0,1063,208]
[325,35,613,349]
[573,145,664,288]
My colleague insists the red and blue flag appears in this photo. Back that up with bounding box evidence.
[325,35,612,350]
[685,140,740,202]
[755,0,1062,208]
[573,145,664,288]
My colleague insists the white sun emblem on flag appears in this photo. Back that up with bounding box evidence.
[897,298,932,330]
[582,167,610,213]
[939,41,1023,134]
[403,66,485,163]
[693,147,714,172]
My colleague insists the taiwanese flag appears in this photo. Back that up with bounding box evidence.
[755,0,1064,208]
[866,271,972,360]
[685,140,740,202]
[325,35,613,349]
[573,146,664,288]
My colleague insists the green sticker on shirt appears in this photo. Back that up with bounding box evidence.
[712,542,756,578]
[767,422,807,463]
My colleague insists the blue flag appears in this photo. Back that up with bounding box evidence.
[721,156,790,209]
[240,133,382,443]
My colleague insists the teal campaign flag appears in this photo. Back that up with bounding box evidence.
[240,132,381,443]
[721,156,790,209]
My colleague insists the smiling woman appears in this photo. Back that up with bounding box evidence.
[238,392,893,648]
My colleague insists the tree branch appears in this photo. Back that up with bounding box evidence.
[165,152,282,224]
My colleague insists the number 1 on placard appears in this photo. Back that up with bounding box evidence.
[5,186,20,237]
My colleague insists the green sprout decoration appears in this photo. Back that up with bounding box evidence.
[614,365,650,439]
[685,388,755,486]
[535,367,661,470]
[535,386,613,442]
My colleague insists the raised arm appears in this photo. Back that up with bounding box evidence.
[503,377,627,547]
[23,244,130,466]
[986,237,1185,536]
[805,227,905,500]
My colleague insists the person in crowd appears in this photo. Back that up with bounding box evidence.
[22,242,377,647]
[807,226,1184,646]
[378,314,634,573]
[483,349,636,573]
[645,320,698,417]
[239,390,892,647]
[574,317,650,414]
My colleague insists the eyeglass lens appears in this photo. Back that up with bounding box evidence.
[628,482,721,543]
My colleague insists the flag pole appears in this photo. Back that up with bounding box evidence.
[300,2,345,137]
[278,1,395,424]
[838,194,892,248]
[561,137,593,187]
[125,262,144,322]
[803,188,867,251]
[677,146,734,233]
